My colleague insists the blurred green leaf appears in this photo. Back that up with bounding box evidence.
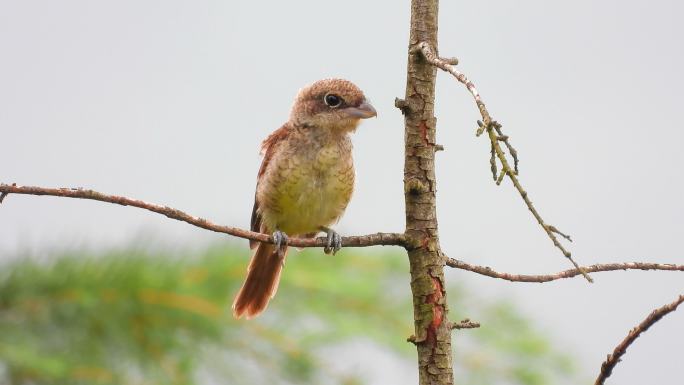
[0,244,579,384]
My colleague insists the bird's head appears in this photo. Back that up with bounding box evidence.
[289,78,376,133]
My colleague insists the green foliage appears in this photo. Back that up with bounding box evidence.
[453,302,576,385]
[0,245,578,384]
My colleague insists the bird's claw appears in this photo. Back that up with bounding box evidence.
[272,231,289,258]
[323,228,342,255]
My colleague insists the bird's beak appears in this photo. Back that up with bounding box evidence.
[343,101,377,119]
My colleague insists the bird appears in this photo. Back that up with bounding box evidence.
[232,78,377,319]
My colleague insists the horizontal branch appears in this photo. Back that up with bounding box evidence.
[595,294,684,385]
[0,184,406,249]
[446,257,684,283]
[448,319,480,330]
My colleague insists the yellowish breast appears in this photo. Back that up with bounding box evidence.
[258,138,354,235]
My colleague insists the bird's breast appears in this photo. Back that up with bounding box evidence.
[258,139,354,235]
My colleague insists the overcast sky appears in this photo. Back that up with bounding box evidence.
[2,1,683,384]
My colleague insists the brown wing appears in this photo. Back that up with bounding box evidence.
[249,199,261,249]
[249,124,292,249]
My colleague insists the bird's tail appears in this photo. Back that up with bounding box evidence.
[232,243,287,319]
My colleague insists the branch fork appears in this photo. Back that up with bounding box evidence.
[417,41,592,282]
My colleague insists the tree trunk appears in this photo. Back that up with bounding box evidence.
[401,1,453,384]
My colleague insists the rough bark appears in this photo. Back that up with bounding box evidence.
[401,1,453,384]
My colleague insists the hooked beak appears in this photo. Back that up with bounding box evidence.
[343,101,377,119]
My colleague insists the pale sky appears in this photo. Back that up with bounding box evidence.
[1,1,683,384]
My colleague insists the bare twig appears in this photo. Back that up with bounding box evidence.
[489,144,497,181]
[0,184,405,249]
[417,42,492,125]
[441,57,459,66]
[547,225,572,242]
[494,124,518,174]
[489,121,591,281]
[0,182,14,203]
[448,319,480,330]
[595,294,684,385]
[418,42,591,282]
[446,257,684,283]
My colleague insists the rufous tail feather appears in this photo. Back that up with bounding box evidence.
[232,243,287,319]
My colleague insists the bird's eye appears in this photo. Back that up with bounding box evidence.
[324,93,342,108]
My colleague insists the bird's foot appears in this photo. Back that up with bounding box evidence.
[272,230,289,258]
[321,227,342,255]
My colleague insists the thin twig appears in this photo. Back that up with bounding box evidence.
[489,143,497,181]
[0,182,14,204]
[0,184,405,249]
[595,294,684,385]
[494,124,518,174]
[487,121,591,281]
[446,257,684,283]
[547,225,572,242]
[448,319,480,330]
[417,42,491,125]
[418,42,591,282]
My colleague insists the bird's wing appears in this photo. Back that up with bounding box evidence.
[250,124,292,249]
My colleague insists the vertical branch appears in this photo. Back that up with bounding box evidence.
[399,1,454,384]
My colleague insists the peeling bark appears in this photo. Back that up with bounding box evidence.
[401,1,454,384]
